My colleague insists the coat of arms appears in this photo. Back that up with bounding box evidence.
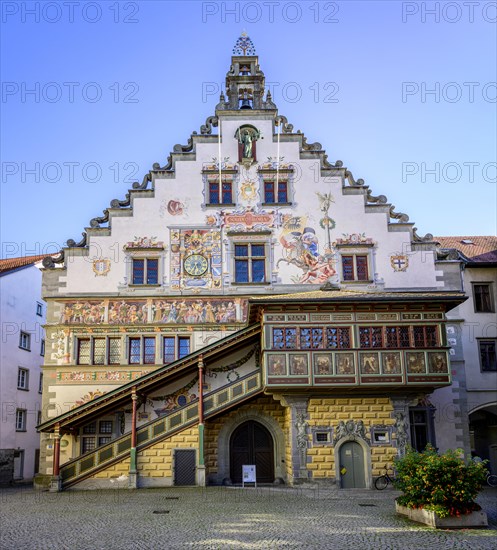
[390,255,409,272]
[92,258,111,276]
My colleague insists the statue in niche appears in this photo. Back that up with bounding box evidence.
[236,126,260,161]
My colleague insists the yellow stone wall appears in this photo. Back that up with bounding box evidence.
[138,427,199,478]
[91,458,131,479]
[204,396,289,478]
[88,426,199,480]
[307,397,397,479]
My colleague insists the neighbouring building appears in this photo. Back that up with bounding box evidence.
[434,236,497,474]
[37,35,476,491]
[0,255,46,484]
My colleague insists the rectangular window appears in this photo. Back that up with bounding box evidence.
[385,326,410,348]
[99,421,113,434]
[77,337,121,365]
[19,332,31,351]
[36,303,43,316]
[272,328,297,349]
[98,437,111,446]
[37,411,42,426]
[473,284,494,313]
[178,337,190,358]
[325,327,351,349]
[143,337,156,364]
[479,340,497,372]
[129,338,141,364]
[108,338,121,365]
[132,259,159,285]
[129,337,156,365]
[39,373,43,393]
[222,181,233,204]
[17,368,29,390]
[277,181,288,203]
[315,432,330,443]
[413,326,438,348]
[77,339,91,365]
[300,328,323,349]
[83,422,96,434]
[93,338,106,365]
[208,179,233,204]
[163,336,190,364]
[263,181,288,204]
[82,437,96,453]
[264,181,275,203]
[359,327,383,348]
[16,409,27,431]
[234,243,266,283]
[341,255,369,282]
[209,181,220,204]
[40,339,45,356]
[409,408,435,452]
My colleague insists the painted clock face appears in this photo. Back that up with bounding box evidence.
[184,254,208,276]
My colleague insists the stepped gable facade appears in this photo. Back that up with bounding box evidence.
[37,35,467,491]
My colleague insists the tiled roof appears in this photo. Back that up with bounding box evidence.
[250,289,466,302]
[434,236,497,259]
[0,254,49,275]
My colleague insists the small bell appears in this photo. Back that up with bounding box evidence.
[240,98,252,110]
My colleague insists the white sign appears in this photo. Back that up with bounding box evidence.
[242,465,256,486]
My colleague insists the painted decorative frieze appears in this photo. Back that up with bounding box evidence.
[58,298,248,325]
[58,370,151,384]
[334,233,374,246]
[206,206,280,232]
[124,236,165,249]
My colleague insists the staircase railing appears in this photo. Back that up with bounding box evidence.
[60,369,262,487]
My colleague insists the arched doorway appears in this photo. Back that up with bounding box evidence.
[230,420,274,483]
[339,441,366,488]
[469,404,497,473]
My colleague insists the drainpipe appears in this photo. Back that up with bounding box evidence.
[197,355,206,486]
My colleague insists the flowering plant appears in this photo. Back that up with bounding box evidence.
[394,445,488,518]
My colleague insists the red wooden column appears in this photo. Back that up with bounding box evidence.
[53,425,61,476]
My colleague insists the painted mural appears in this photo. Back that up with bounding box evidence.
[109,301,148,324]
[60,301,106,324]
[276,192,339,285]
[59,298,248,325]
[169,228,222,290]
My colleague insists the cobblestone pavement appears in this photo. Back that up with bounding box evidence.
[1,485,496,550]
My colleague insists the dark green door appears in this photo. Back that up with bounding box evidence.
[339,441,366,488]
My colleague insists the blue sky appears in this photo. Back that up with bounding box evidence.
[1,0,496,259]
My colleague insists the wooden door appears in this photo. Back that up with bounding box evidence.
[230,421,274,483]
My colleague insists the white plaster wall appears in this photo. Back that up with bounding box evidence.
[0,264,45,479]
[59,114,440,295]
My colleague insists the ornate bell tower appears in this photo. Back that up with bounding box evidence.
[216,33,277,113]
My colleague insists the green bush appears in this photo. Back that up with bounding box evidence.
[394,445,488,518]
